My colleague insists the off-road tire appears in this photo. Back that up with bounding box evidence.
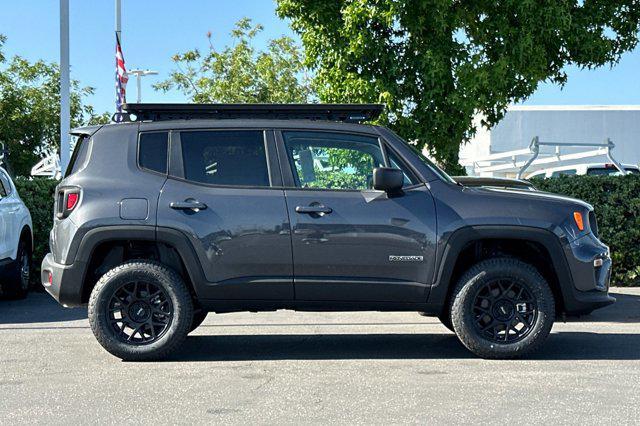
[88,260,193,361]
[0,238,31,300]
[450,258,555,359]
[189,311,208,333]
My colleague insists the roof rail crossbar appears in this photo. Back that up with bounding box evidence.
[120,103,384,123]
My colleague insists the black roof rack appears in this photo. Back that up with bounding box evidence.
[119,103,383,123]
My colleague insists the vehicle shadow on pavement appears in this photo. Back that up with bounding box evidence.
[166,331,640,362]
[567,292,640,323]
[0,293,87,324]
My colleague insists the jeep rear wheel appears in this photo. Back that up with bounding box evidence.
[88,260,193,361]
[450,258,555,359]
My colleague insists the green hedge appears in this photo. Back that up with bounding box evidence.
[14,177,58,282]
[531,174,640,286]
[12,175,640,287]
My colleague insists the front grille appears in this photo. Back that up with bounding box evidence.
[589,211,599,238]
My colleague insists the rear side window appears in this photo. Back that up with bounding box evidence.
[180,130,270,187]
[587,167,640,176]
[65,135,91,177]
[551,169,577,177]
[139,132,169,174]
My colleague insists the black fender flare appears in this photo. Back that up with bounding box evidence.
[74,225,207,300]
[426,225,575,314]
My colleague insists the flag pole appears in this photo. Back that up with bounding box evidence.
[59,0,70,174]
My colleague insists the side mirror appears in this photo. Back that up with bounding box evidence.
[373,167,404,194]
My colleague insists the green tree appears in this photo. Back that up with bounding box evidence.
[0,35,107,176]
[277,0,640,173]
[155,18,311,103]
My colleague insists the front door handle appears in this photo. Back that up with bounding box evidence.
[170,199,207,211]
[295,205,333,215]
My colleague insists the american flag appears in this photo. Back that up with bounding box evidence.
[115,33,128,121]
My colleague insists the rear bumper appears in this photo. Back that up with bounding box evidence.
[41,253,86,307]
[562,233,615,315]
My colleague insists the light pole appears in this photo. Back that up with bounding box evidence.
[59,0,70,173]
[128,69,159,103]
[115,0,121,40]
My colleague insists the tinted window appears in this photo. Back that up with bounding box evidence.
[181,131,269,187]
[0,171,9,197]
[65,135,90,177]
[551,169,577,177]
[139,132,169,173]
[283,131,384,190]
[587,167,640,176]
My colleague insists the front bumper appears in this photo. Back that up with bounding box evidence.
[41,253,87,307]
[562,232,615,315]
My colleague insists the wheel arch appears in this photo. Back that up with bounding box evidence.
[428,226,574,317]
[19,224,33,253]
[75,226,206,304]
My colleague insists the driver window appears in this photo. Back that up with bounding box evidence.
[283,131,385,190]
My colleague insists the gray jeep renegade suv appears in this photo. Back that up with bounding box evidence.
[42,103,614,360]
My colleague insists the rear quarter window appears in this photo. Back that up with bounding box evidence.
[65,135,91,177]
[138,132,169,174]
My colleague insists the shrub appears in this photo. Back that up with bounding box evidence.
[531,174,640,286]
[13,177,58,283]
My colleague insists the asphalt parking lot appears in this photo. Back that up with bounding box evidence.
[1,287,639,424]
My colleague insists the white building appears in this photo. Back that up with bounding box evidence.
[460,105,640,177]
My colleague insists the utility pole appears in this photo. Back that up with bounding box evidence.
[129,69,159,103]
[59,0,70,173]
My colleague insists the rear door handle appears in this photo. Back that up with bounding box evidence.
[170,199,207,211]
[295,205,332,215]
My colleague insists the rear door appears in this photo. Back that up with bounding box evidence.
[157,129,293,300]
[277,130,437,303]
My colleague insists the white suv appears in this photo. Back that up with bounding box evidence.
[0,166,33,298]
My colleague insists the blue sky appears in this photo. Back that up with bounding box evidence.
[2,0,639,115]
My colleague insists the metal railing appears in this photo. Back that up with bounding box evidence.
[462,137,628,178]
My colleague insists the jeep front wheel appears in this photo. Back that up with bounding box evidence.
[88,260,193,361]
[450,258,555,359]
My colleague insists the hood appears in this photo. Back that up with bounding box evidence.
[467,186,593,211]
[431,181,595,242]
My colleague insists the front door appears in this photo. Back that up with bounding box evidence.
[157,129,293,300]
[278,130,437,303]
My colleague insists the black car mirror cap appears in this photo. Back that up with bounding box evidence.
[373,167,404,194]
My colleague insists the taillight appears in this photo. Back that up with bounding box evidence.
[66,192,79,210]
[56,188,80,219]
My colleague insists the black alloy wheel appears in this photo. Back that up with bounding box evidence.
[107,281,173,345]
[472,278,537,343]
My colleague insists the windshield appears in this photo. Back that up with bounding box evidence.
[382,128,457,183]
